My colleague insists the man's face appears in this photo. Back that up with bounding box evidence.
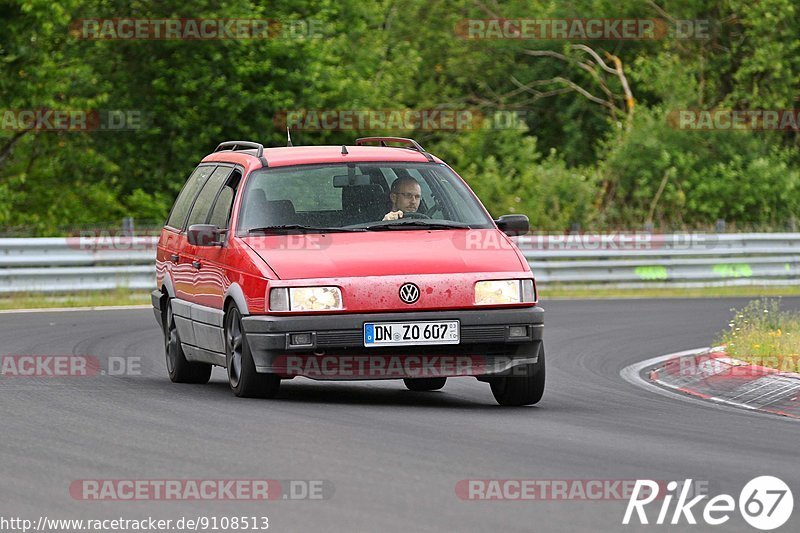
[390,181,422,213]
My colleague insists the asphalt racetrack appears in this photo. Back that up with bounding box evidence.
[1,298,798,532]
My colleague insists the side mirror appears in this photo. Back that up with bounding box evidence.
[495,214,529,236]
[188,224,226,246]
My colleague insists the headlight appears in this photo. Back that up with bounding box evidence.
[269,287,343,311]
[474,279,534,305]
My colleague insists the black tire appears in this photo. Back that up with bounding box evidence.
[225,305,280,398]
[164,300,212,384]
[404,377,447,391]
[489,347,546,406]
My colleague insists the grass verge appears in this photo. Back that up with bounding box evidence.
[0,288,151,311]
[716,297,800,372]
[540,285,800,299]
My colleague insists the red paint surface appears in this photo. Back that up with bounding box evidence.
[155,145,536,315]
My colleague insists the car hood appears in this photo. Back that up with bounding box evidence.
[241,229,526,280]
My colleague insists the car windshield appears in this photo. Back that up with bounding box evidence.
[237,162,495,234]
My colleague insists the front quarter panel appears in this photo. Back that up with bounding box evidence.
[192,237,273,314]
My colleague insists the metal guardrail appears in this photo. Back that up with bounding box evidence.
[0,233,798,293]
[0,237,158,293]
[516,232,800,288]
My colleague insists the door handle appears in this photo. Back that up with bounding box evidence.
[192,260,202,269]
[170,254,180,264]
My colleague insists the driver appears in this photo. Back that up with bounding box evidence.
[383,176,422,220]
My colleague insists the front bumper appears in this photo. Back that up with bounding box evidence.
[241,306,544,380]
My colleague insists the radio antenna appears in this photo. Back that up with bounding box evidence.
[287,127,293,147]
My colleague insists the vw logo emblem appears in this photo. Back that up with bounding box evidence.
[399,283,420,304]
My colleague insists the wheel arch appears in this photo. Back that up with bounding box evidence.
[160,274,176,322]
[224,283,250,316]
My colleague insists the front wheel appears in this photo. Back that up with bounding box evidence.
[225,305,280,398]
[489,347,545,406]
[404,377,446,391]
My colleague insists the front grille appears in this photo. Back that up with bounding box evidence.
[316,331,363,346]
[461,326,507,343]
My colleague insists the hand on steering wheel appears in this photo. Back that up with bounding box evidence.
[400,211,430,219]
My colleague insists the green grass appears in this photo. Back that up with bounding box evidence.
[0,288,151,311]
[539,285,800,300]
[716,298,800,372]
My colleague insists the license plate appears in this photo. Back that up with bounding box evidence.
[364,321,460,347]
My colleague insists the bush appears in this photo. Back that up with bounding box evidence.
[716,298,800,371]
[429,122,598,230]
[597,107,800,230]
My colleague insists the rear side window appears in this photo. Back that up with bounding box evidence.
[208,170,242,230]
[186,166,234,227]
[166,165,215,229]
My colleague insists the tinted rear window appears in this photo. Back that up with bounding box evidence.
[166,165,215,230]
[186,166,233,227]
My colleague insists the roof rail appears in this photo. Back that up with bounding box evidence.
[355,137,434,162]
[214,140,268,167]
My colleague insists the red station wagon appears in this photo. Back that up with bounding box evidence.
[152,137,545,405]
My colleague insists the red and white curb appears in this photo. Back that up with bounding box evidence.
[621,347,800,420]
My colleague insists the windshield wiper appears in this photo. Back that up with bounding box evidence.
[247,225,365,234]
[362,220,471,231]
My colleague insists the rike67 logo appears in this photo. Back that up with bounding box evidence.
[624,476,793,530]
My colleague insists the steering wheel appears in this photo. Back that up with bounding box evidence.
[401,211,430,219]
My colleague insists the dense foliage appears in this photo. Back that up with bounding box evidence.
[717,298,800,369]
[1,0,798,234]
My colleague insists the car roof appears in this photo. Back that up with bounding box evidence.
[201,145,444,169]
